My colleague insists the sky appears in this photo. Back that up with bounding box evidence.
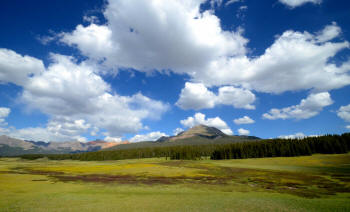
[0,0,350,142]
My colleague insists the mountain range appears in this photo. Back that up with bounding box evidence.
[0,125,260,156]
[0,135,128,156]
[104,125,260,151]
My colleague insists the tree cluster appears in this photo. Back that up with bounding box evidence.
[20,133,350,161]
[211,133,350,160]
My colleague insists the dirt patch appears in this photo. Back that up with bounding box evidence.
[54,174,227,185]
[11,165,350,198]
[32,179,48,181]
[160,163,350,198]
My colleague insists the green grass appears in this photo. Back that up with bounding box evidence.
[1,154,350,211]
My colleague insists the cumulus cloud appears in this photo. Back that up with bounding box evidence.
[2,1,350,139]
[6,119,90,142]
[19,54,169,138]
[233,116,254,125]
[104,136,122,142]
[46,117,91,138]
[0,49,45,86]
[279,132,306,139]
[0,48,169,141]
[61,0,248,74]
[263,92,333,120]
[1,116,91,142]
[197,23,350,94]
[237,128,249,135]
[59,1,350,95]
[180,112,233,135]
[279,0,321,8]
[176,82,255,110]
[316,22,342,43]
[175,83,216,110]
[346,125,350,130]
[0,107,10,127]
[173,128,184,135]
[0,107,10,120]
[130,131,168,143]
[337,104,350,122]
[61,24,113,64]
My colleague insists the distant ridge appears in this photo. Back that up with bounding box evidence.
[105,125,260,151]
[0,125,260,156]
[0,136,128,156]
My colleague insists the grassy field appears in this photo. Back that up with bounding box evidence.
[0,154,350,211]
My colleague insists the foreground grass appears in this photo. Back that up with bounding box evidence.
[0,154,350,211]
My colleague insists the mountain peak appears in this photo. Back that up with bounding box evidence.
[184,124,226,137]
[162,125,226,142]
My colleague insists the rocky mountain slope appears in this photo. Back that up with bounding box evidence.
[0,136,128,156]
[0,125,260,156]
[159,124,227,142]
[105,125,260,151]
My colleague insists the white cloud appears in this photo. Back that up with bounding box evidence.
[197,23,350,94]
[316,22,342,43]
[263,92,333,120]
[46,117,91,138]
[237,128,249,135]
[2,116,90,142]
[217,86,255,109]
[180,112,233,135]
[176,82,255,110]
[233,116,254,125]
[61,24,113,64]
[2,1,350,140]
[22,54,109,116]
[61,0,248,74]
[176,83,216,110]
[225,0,241,7]
[19,54,169,138]
[83,15,100,24]
[279,0,321,8]
[7,127,87,142]
[236,5,248,19]
[0,49,45,86]
[0,48,169,141]
[346,125,350,130]
[337,104,350,122]
[210,0,223,8]
[0,107,10,119]
[0,107,10,127]
[59,2,350,95]
[279,132,306,139]
[130,131,168,143]
[173,128,184,135]
[104,136,122,142]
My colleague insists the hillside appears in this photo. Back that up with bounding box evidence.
[105,125,260,151]
[0,136,126,156]
[0,125,260,156]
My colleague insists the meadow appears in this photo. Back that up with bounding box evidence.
[1,153,350,211]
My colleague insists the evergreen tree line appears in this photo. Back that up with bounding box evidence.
[20,133,350,161]
[20,145,214,161]
[211,133,350,160]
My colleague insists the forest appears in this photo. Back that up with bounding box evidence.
[20,133,350,161]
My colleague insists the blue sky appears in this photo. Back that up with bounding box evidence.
[1,0,350,142]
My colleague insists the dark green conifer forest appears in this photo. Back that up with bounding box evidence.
[20,133,350,161]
